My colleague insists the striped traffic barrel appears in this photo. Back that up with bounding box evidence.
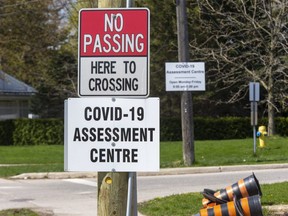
[197,195,263,216]
[202,173,262,208]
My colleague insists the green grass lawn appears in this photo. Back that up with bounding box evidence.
[138,182,288,216]
[0,208,39,216]
[0,136,287,177]
[0,145,63,164]
[0,145,63,177]
[161,136,288,167]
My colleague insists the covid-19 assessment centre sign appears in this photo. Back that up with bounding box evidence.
[78,8,150,97]
[64,97,159,172]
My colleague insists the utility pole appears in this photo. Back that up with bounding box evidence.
[96,2,135,216]
[176,0,195,165]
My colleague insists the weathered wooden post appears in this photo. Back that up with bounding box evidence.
[98,172,129,216]
[96,2,132,216]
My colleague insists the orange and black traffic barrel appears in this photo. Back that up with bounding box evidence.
[236,195,263,216]
[195,195,263,216]
[202,173,262,208]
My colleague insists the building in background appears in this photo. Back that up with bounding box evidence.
[0,70,36,120]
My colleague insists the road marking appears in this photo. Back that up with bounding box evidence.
[63,179,97,187]
[0,186,23,189]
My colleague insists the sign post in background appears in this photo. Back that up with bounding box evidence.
[249,82,260,154]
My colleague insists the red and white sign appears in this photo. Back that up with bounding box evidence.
[78,8,150,97]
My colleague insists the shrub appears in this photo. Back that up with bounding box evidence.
[12,119,63,146]
[0,120,14,145]
[1,117,287,145]
[160,117,288,141]
[276,117,288,136]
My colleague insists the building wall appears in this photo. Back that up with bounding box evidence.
[0,100,30,120]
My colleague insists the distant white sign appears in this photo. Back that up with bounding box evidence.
[64,97,159,172]
[165,62,205,91]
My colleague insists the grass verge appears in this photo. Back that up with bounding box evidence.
[0,137,287,177]
[0,208,39,216]
[161,136,288,167]
[0,145,63,177]
[138,182,288,216]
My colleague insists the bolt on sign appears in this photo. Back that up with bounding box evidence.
[78,8,150,97]
[64,97,159,172]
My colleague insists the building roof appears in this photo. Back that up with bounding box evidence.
[0,70,36,96]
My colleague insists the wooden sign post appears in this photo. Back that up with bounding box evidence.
[97,1,134,216]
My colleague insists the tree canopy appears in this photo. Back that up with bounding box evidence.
[0,0,287,127]
[0,0,77,117]
[191,0,288,134]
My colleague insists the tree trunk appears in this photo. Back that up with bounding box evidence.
[267,90,275,136]
[267,20,276,136]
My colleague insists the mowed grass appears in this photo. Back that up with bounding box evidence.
[0,145,63,177]
[161,136,288,167]
[0,145,63,164]
[0,136,287,177]
[0,208,39,216]
[138,182,288,216]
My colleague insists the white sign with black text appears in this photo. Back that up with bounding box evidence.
[165,62,205,91]
[64,97,159,172]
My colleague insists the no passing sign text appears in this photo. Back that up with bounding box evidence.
[78,8,150,97]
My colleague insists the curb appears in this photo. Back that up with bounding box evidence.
[9,163,288,180]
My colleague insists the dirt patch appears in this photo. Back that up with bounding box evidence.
[266,205,288,216]
[32,208,55,216]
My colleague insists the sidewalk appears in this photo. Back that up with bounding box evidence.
[9,163,288,179]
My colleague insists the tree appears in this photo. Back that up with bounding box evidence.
[134,0,181,118]
[31,47,77,117]
[0,0,64,84]
[0,0,77,117]
[191,0,288,135]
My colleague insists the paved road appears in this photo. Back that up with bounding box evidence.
[0,166,288,215]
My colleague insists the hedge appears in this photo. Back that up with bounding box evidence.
[0,117,287,145]
[0,120,14,146]
[13,119,64,146]
[160,117,288,141]
[0,119,63,146]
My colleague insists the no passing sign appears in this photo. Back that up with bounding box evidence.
[78,8,150,97]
